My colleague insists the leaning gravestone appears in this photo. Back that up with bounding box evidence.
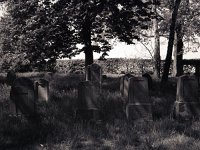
[34,79,49,102]
[125,77,152,121]
[10,77,35,116]
[86,63,102,89]
[174,75,200,120]
[120,73,134,97]
[76,81,99,121]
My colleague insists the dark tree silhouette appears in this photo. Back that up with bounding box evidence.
[161,0,181,83]
[2,0,152,68]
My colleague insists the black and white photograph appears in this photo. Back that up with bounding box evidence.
[0,0,200,149]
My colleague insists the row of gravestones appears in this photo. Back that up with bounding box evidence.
[77,64,152,121]
[3,64,200,122]
[83,64,200,121]
[8,76,49,117]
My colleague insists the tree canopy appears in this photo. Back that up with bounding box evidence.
[1,0,153,69]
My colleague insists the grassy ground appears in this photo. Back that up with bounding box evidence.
[0,73,199,150]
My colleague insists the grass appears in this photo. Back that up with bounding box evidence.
[0,72,200,149]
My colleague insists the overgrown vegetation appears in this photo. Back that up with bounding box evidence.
[0,73,200,149]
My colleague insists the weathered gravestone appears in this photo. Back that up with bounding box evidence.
[125,77,152,121]
[174,75,200,120]
[86,63,102,89]
[10,77,36,116]
[76,81,100,121]
[120,73,134,97]
[34,79,49,102]
[142,73,153,90]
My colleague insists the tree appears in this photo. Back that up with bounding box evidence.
[172,0,200,76]
[3,0,76,70]
[161,0,182,83]
[152,0,161,78]
[68,0,153,67]
[157,0,200,78]
[3,0,153,69]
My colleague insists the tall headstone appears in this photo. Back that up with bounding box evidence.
[125,77,152,121]
[86,63,102,89]
[34,79,49,102]
[10,77,35,116]
[120,73,134,97]
[76,81,99,121]
[174,75,200,120]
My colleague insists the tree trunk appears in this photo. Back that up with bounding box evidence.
[153,0,161,78]
[83,16,93,68]
[161,0,181,83]
[172,23,183,77]
[85,45,93,68]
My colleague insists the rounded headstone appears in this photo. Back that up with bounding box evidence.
[90,63,101,70]
[142,73,152,90]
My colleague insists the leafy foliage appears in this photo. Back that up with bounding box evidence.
[159,0,200,51]
[4,0,76,69]
[1,0,153,68]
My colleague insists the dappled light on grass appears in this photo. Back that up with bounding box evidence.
[1,73,200,149]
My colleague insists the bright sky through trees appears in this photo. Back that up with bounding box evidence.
[74,36,200,60]
[0,2,199,60]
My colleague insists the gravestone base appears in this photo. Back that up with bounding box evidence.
[75,109,100,122]
[174,101,200,120]
[126,103,152,121]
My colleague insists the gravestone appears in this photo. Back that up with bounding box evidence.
[86,63,102,89]
[120,73,134,97]
[10,77,35,116]
[142,73,153,90]
[125,77,152,121]
[76,81,100,121]
[174,75,200,120]
[34,79,49,102]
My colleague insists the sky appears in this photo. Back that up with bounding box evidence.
[73,37,200,60]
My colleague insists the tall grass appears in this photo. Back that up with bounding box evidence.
[0,73,200,149]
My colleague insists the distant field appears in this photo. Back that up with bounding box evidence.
[0,58,196,76]
[56,58,195,76]
[56,58,156,75]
